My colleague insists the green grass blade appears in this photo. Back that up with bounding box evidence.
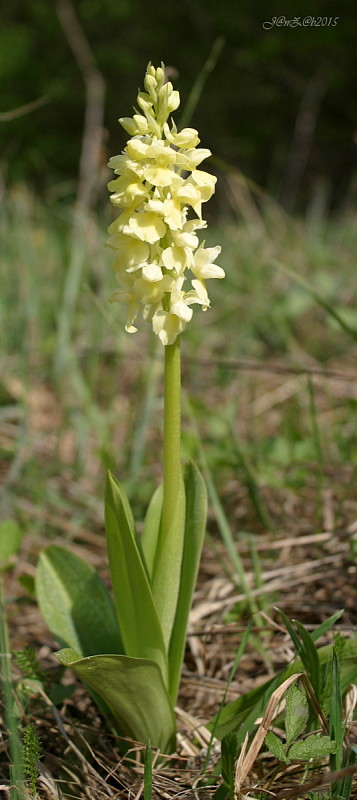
[307,376,324,524]
[56,649,176,753]
[202,621,252,778]
[247,534,269,616]
[36,545,123,657]
[338,748,356,800]
[230,430,274,531]
[144,743,153,800]
[0,582,25,800]
[208,639,357,741]
[271,259,357,341]
[179,36,225,128]
[185,398,258,611]
[105,472,168,682]
[221,732,239,798]
[167,461,207,704]
[329,649,343,773]
[310,609,344,642]
[54,223,86,377]
[276,608,302,654]
[212,785,229,800]
[293,620,320,699]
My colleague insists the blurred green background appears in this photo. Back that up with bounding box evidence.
[1,0,356,213]
[1,0,357,533]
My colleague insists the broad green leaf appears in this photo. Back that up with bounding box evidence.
[56,649,176,753]
[209,639,357,741]
[285,684,308,747]
[105,472,167,683]
[141,483,163,579]
[150,471,186,649]
[168,461,207,703]
[36,545,122,657]
[265,731,288,763]
[0,519,22,565]
[288,735,337,761]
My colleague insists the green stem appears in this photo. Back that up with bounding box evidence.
[162,338,181,535]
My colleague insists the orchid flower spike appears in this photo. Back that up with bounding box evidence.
[107,62,224,345]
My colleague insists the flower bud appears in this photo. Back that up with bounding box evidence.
[132,114,149,134]
[144,73,157,101]
[119,117,138,135]
[167,90,180,113]
[155,65,165,87]
[137,92,153,113]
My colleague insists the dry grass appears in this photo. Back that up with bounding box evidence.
[1,193,357,797]
[1,363,356,797]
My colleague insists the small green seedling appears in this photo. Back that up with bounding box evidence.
[265,683,338,764]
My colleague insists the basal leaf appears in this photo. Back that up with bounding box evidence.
[150,470,186,649]
[168,461,207,703]
[56,649,176,753]
[141,482,163,579]
[36,545,123,657]
[105,472,168,683]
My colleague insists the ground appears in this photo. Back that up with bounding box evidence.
[1,195,357,797]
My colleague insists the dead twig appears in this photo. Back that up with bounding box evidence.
[56,0,106,212]
[0,96,48,122]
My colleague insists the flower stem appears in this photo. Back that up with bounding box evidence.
[162,338,181,535]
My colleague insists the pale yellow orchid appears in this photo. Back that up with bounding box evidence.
[107,62,225,344]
